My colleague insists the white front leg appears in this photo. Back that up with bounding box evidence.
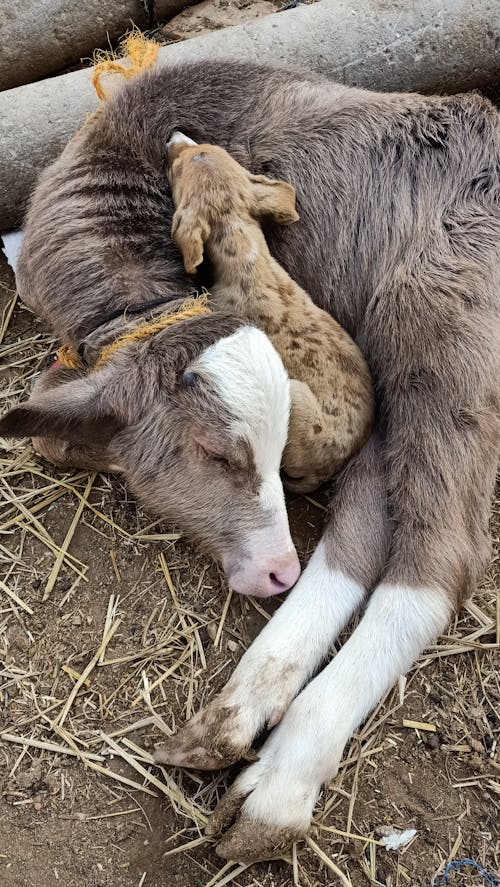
[155,541,366,768]
[213,583,451,861]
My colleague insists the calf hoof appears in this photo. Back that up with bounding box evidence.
[206,780,304,863]
[216,819,302,863]
[154,738,229,770]
[154,702,257,770]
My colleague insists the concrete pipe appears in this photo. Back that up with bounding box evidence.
[0,1,199,91]
[1,0,499,230]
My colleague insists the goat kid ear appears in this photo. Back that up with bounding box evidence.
[172,208,208,275]
[0,376,124,447]
[249,174,300,225]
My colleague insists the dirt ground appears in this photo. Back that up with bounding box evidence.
[159,0,282,43]
[1,2,499,885]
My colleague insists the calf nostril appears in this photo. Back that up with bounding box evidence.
[269,571,288,590]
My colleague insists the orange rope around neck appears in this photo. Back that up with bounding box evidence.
[95,296,211,368]
[56,296,212,372]
[57,344,86,370]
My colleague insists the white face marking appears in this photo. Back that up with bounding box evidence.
[195,326,295,592]
[167,130,198,149]
[195,326,291,479]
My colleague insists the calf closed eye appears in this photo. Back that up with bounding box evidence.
[194,438,232,470]
[197,445,248,488]
[210,453,232,470]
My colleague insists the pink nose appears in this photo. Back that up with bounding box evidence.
[263,551,301,597]
[226,550,301,598]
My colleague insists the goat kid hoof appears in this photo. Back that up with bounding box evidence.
[215,819,303,863]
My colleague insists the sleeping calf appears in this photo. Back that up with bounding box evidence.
[167,135,375,492]
[0,62,498,863]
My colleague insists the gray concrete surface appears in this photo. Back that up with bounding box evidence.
[1,0,499,230]
[0,1,198,91]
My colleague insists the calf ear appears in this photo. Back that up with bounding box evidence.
[249,174,300,225]
[172,208,209,274]
[0,377,124,446]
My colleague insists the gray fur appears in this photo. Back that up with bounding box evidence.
[2,61,500,605]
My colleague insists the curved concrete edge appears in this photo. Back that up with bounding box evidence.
[0,0,198,92]
[1,0,499,230]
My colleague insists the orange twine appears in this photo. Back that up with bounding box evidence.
[92,33,160,101]
[57,344,86,370]
[56,297,212,371]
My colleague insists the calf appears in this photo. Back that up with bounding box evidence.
[0,62,499,862]
[167,136,375,492]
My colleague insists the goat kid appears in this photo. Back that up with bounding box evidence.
[167,135,375,493]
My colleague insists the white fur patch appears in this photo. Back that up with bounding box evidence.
[1,229,24,276]
[196,326,291,478]
[167,130,198,148]
[196,327,293,580]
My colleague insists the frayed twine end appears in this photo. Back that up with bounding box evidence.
[92,33,160,101]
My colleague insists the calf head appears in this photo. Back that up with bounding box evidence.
[166,133,299,274]
[0,316,300,597]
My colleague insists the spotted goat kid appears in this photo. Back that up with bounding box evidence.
[167,135,375,493]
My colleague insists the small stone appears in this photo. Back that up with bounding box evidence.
[424,732,440,750]
[45,772,60,793]
[17,761,43,789]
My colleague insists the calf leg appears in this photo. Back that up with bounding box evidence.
[212,582,451,862]
[210,272,500,861]
[155,435,389,768]
[210,429,497,862]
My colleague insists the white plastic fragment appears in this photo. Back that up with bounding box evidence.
[1,230,24,276]
[378,827,417,851]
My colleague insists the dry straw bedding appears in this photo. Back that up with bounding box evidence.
[0,264,498,886]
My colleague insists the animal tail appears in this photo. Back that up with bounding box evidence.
[92,32,160,101]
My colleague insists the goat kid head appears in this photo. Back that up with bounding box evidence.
[166,132,299,274]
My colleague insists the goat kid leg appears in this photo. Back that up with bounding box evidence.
[282,379,329,492]
[154,541,366,769]
[211,582,451,862]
